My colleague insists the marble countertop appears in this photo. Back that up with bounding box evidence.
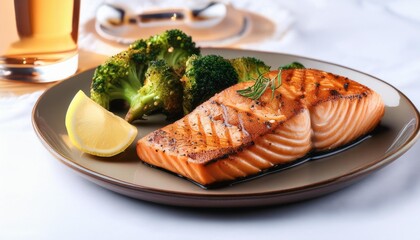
[1,0,420,239]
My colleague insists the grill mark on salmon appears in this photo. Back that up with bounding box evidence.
[137,69,385,186]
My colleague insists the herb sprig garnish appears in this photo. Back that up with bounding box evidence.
[237,62,305,100]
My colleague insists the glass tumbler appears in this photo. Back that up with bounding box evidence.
[0,0,80,82]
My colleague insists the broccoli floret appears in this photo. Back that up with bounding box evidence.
[125,60,183,122]
[145,29,200,76]
[181,54,238,114]
[90,50,183,123]
[229,57,271,83]
[90,49,151,110]
[278,61,305,70]
[129,38,148,51]
[90,29,199,122]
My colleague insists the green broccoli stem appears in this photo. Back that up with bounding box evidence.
[125,92,162,122]
[107,74,143,106]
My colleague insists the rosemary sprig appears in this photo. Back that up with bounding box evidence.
[236,74,271,100]
[237,61,305,100]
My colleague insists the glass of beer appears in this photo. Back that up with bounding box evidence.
[0,0,80,83]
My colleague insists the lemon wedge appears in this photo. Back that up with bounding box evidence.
[65,90,138,157]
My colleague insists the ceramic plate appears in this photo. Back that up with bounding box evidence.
[32,48,420,208]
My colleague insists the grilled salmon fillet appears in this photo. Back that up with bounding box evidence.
[137,69,385,186]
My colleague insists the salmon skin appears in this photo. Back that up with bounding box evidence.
[137,69,385,187]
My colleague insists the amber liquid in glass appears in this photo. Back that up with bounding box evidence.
[0,0,80,82]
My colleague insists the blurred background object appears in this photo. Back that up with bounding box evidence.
[91,0,294,47]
